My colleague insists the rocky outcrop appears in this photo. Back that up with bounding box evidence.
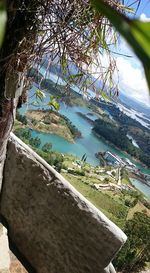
[0,133,127,273]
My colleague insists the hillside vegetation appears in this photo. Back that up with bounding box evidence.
[16,110,81,142]
[92,107,150,168]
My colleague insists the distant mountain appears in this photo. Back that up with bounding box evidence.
[41,56,150,118]
[119,93,150,118]
[41,55,104,90]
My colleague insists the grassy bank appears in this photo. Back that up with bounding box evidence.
[62,172,128,228]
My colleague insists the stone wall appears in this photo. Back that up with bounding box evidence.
[0,133,127,273]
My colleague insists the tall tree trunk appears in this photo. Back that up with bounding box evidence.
[0,0,37,190]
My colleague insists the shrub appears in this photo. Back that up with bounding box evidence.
[68,169,85,176]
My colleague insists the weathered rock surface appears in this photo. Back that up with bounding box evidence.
[0,133,127,273]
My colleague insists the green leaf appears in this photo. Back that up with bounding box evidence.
[68,73,84,79]
[123,7,135,14]
[0,3,7,48]
[99,90,110,101]
[60,55,67,74]
[35,89,45,101]
[130,20,150,59]
[48,96,60,111]
[91,0,150,91]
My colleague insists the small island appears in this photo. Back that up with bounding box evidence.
[15,109,82,143]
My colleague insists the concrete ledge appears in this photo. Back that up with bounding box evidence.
[0,133,127,273]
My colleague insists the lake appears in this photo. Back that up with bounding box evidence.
[20,73,150,199]
[130,179,150,200]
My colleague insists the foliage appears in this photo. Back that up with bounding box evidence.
[0,2,7,48]
[44,108,81,138]
[29,137,41,148]
[92,100,150,166]
[47,96,60,111]
[0,0,142,100]
[14,128,63,172]
[29,69,87,107]
[122,188,143,209]
[15,128,32,140]
[81,153,87,162]
[67,169,85,176]
[93,118,150,167]
[92,99,149,132]
[43,109,81,139]
[104,177,109,183]
[121,168,131,184]
[141,199,150,210]
[15,128,41,148]
[92,0,150,91]
[35,89,46,101]
[62,115,82,138]
[124,198,137,208]
[16,111,28,125]
[42,142,52,153]
[36,149,64,172]
[63,172,128,228]
[114,212,150,273]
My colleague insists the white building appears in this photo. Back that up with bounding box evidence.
[103,151,125,167]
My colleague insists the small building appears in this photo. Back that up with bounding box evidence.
[103,151,124,167]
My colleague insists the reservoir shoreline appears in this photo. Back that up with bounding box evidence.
[19,78,150,198]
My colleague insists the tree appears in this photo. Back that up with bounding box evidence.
[0,0,147,172]
[15,129,32,141]
[114,212,150,273]
[0,1,149,272]
[16,111,28,125]
[29,137,41,148]
[42,143,52,153]
[1,0,133,187]
[81,153,86,162]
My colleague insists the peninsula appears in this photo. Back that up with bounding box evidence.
[15,110,81,143]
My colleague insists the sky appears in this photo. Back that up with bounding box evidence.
[114,0,150,108]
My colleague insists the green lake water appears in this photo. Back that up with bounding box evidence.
[130,179,150,200]
[20,80,150,199]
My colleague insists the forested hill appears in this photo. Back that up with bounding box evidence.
[93,117,150,168]
[90,98,150,132]
[28,67,150,167]
[91,98,150,165]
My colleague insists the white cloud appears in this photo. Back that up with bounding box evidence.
[87,12,150,108]
[140,13,150,22]
[88,49,150,107]
[115,56,150,107]
[110,12,150,107]
[113,12,150,107]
